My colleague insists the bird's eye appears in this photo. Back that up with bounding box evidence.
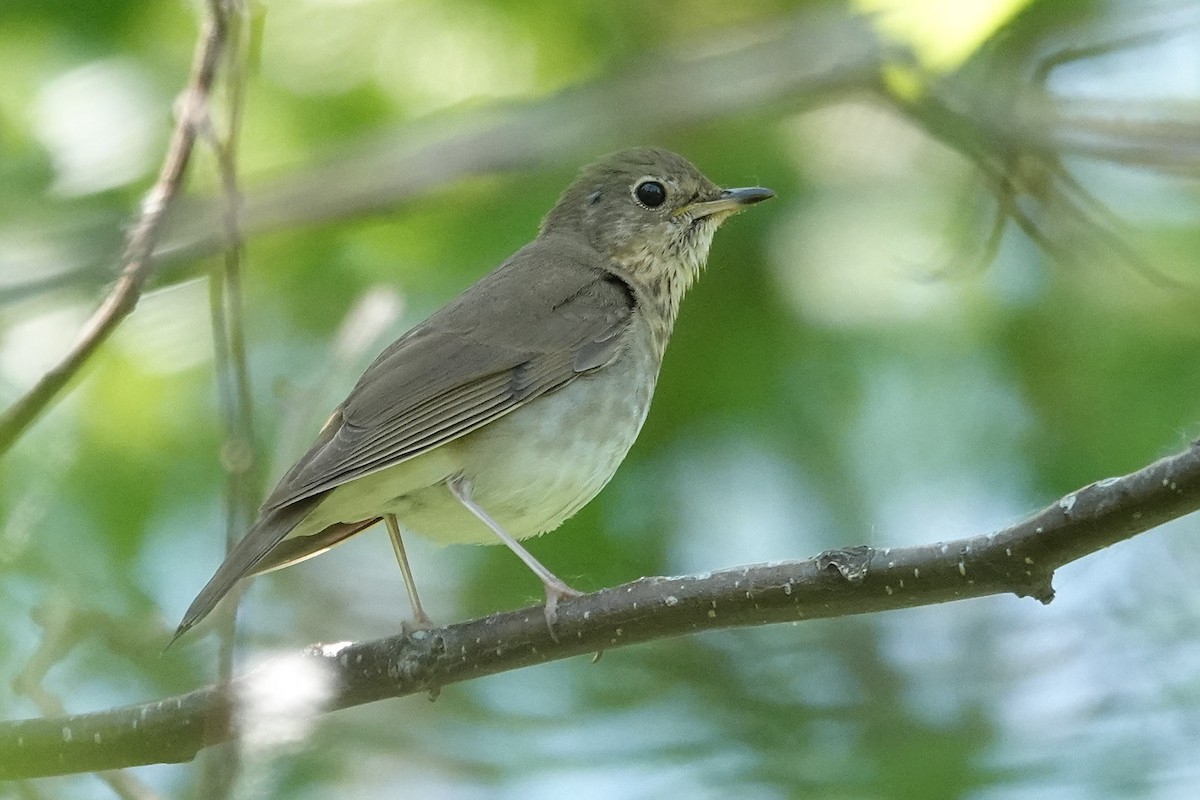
[634,180,666,208]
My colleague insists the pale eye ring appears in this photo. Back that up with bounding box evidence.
[633,180,667,208]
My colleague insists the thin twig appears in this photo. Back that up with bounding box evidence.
[2,440,1197,779]
[197,1,254,797]
[0,0,232,456]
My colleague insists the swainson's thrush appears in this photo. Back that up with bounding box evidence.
[175,147,773,641]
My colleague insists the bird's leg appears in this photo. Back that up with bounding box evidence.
[446,475,581,630]
[385,514,433,629]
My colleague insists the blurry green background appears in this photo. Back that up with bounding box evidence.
[3,0,1200,797]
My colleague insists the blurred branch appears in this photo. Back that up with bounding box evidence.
[0,1,235,456]
[4,6,1198,310]
[199,1,253,798]
[159,6,883,261]
[3,439,1198,779]
[888,82,1193,288]
[0,6,886,305]
[882,7,1200,288]
[11,597,166,798]
[1046,105,1200,177]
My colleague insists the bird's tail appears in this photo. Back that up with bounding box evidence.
[169,499,319,646]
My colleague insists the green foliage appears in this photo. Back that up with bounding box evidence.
[2,0,1199,796]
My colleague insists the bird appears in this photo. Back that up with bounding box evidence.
[174,147,774,642]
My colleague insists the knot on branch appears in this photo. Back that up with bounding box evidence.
[816,545,872,584]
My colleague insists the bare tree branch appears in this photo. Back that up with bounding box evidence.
[0,1,233,456]
[2,440,1197,780]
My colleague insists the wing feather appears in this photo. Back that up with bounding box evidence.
[263,235,635,510]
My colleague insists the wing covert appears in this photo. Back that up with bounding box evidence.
[262,235,636,510]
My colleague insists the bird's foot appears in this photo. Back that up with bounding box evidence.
[400,611,435,636]
[541,578,582,641]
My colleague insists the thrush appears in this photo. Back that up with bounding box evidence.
[174,147,774,641]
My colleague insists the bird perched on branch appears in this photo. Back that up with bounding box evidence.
[174,147,774,642]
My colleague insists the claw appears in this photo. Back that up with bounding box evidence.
[400,613,434,636]
[541,578,581,641]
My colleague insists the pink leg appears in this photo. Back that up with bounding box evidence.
[386,514,433,628]
[447,475,580,627]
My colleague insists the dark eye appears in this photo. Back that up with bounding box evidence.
[634,180,666,208]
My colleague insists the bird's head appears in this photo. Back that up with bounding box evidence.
[541,147,774,320]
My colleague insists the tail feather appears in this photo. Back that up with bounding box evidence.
[251,517,380,575]
[170,499,319,646]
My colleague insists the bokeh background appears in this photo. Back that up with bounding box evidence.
[3,0,1200,797]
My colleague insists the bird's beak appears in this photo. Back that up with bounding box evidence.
[684,186,776,220]
[686,185,777,220]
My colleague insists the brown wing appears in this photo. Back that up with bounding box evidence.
[173,234,636,642]
[263,233,636,509]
